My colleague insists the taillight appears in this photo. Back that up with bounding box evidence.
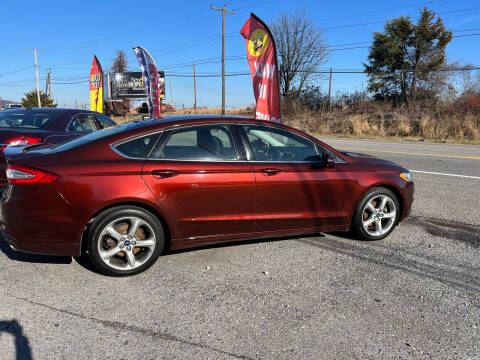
[6,164,58,185]
[0,136,42,152]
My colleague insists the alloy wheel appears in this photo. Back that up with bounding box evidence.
[361,194,397,237]
[97,216,157,271]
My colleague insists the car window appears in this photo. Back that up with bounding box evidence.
[68,114,99,133]
[156,125,236,161]
[0,111,59,129]
[242,125,318,162]
[114,133,161,159]
[94,114,116,129]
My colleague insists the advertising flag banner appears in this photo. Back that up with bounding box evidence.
[240,13,281,123]
[89,55,103,113]
[133,46,162,117]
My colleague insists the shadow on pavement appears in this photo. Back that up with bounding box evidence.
[298,235,480,294]
[166,232,324,256]
[0,236,71,264]
[0,319,32,360]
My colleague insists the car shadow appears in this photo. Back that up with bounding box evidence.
[166,232,325,256]
[0,319,33,360]
[0,236,72,264]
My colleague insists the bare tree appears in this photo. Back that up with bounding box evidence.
[112,50,128,73]
[270,9,328,98]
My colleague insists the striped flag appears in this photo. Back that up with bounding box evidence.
[133,46,162,117]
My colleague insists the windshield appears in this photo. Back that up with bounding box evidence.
[0,110,59,129]
[52,122,139,152]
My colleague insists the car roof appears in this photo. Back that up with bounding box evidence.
[1,107,93,113]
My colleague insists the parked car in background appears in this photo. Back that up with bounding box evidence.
[2,104,24,110]
[0,115,414,276]
[0,108,116,190]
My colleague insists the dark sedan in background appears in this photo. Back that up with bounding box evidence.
[0,115,414,276]
[0,108,116,189]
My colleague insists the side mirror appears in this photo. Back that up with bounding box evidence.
[322,152,335,168]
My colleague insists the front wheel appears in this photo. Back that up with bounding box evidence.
[87,206,164,276]
[351,187,400,241]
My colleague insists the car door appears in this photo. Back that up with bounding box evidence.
[239,124,348,232]
[141,123,256,241]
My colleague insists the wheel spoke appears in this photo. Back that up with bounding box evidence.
[364,217,376,227]
[379,196,388,211]
[376,220,384,235]
[128,218,142,237]
[105,226,122,241]
[101,245,122,260]
[135,238,155,248]
[126,251,136,268]
[367,202,376,212]
[384,211,396,219]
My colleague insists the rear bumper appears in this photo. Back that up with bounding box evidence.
[0,184,83,256]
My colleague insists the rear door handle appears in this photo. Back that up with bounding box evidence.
[151,169,179,179]
[261,168,283,176]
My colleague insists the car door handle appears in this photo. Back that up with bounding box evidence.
[151,169,179,179]
[261,168,283,176]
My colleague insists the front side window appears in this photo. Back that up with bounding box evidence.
[158,125,236,161]
[242,125,318,162]
[68,114,98,133]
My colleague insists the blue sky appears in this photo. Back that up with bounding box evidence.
[1,0,479,109]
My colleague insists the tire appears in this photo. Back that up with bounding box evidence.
[351,187,400,241]
[87,206,165,276]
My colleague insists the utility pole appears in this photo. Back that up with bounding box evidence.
[193,64,197,114]
[328,67,333,111]
[32,49,42,108]
[210,4,235,115]
[169,77,173,107]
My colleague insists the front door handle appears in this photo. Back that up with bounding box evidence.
[151,169,179,179]
[261,168,283,176]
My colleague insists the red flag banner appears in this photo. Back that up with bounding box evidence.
[240,13,281,123]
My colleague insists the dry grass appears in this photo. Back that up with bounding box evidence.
[283,102,480,143]
[112,103,480,143]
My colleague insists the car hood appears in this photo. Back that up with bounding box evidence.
[343,151,405,169]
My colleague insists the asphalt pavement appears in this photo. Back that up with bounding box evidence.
[0,137,479,359]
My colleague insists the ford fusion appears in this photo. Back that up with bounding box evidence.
[0,115,414,276]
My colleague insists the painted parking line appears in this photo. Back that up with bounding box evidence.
[340,147,480,160]
[411,170,480,180]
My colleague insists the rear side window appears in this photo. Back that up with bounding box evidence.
[94,114,116,129]
[68,114,98,133]
[0,111,59,129]
[114,133,161,159]
[156,125,237,161]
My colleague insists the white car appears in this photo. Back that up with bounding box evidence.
[2,104,24,110]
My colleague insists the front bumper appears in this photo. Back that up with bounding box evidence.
[400,181,414,221]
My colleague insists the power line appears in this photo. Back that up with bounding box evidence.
[0,65,33,77]
[323,6,480,31]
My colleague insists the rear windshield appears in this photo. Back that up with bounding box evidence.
[52,121,141,152]
[0,110,60,129]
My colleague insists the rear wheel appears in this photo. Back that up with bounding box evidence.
[87,207,164,276]
[352,187,400,241]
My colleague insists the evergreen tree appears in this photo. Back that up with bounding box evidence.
[364,8,452,103]
[21,90,57,108]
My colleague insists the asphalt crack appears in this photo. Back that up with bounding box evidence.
[6,293,254,360]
